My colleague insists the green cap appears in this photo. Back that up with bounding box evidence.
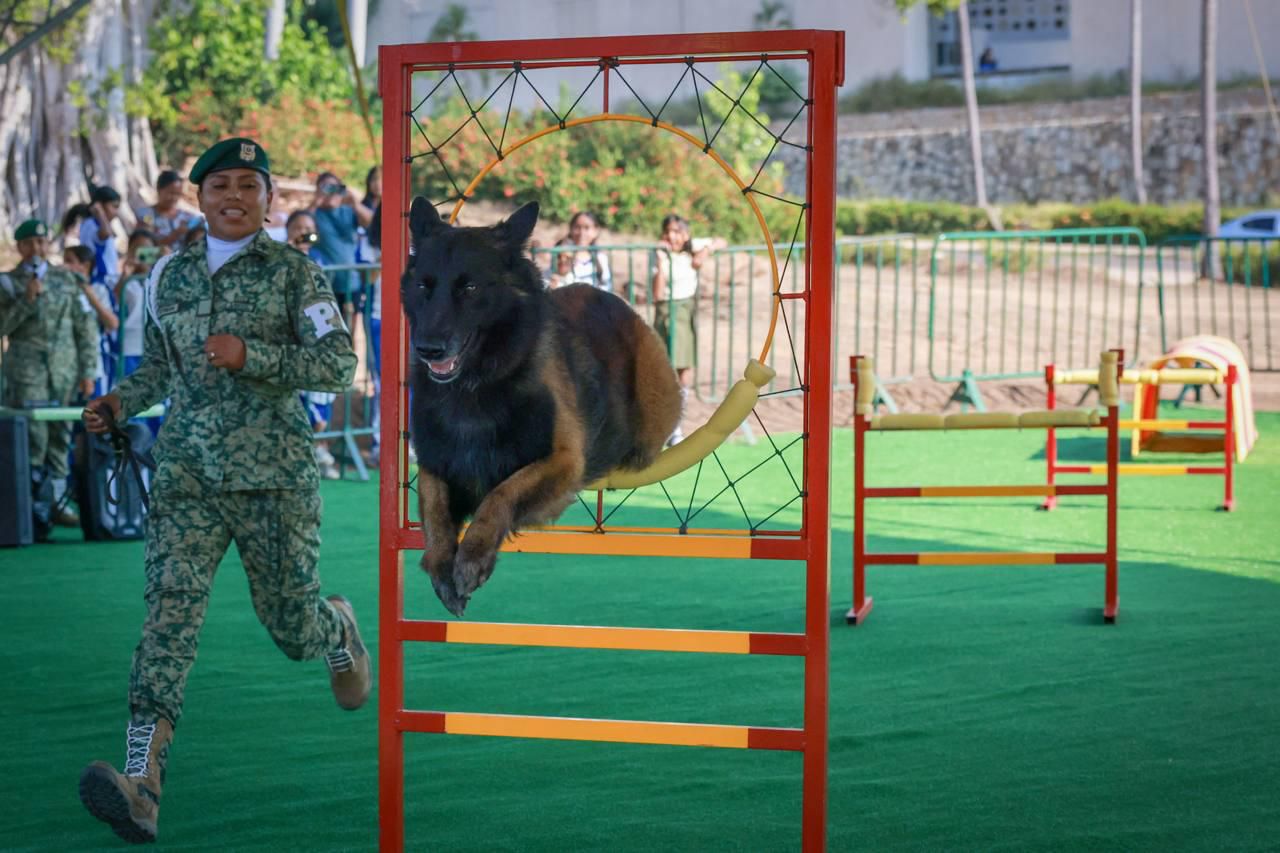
[189,137,271,185]
[14,219,48,241]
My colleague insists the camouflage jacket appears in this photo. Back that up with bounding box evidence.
[114,230,357,494]
[0,262,98,399]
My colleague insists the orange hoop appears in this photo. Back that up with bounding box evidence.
[447,113,784,364]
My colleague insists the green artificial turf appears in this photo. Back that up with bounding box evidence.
[4,406,1279,851]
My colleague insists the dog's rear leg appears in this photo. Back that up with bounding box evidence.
[417,468,467,616]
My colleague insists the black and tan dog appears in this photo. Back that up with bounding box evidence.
[403,198,682,616]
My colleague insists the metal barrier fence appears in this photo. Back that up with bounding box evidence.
[927,228,1150,406]
[1154,236,1279,371]
[532,235,921,404]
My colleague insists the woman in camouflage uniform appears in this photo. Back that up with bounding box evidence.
[78,138,372,844]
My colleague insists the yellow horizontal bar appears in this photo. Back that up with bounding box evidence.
[1119,419,1197,430]
[500,531,752,559]
[918,552,1056,565]
[1088,464,1189,475]
[444,712,749,748]
[447,622,751,654]
[1054,368,1223,386]
[920,485,1054,497]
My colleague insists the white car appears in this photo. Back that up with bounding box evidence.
[1218,210,1280,239]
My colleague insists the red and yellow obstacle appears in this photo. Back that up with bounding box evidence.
[1043,335,1255,511]
[849,351,1122,626]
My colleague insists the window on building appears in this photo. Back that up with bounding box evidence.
[929,1,1070,76]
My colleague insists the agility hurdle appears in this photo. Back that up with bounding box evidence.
[1043,362,1239,511]
[848,351,1122,626]
[379,30,842,852]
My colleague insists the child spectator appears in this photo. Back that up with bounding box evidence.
[554,211,612,291]
[62,244,120,398]
[62,186,124,291]
[548,237,577,288]
[114,231,164,436]
[651,214,727,445]
[286,210,320,257]
[134,170,202,254]
[115,231,159,378]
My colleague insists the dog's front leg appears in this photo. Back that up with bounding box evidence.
[454,447,583,600]
[417,468,467,616]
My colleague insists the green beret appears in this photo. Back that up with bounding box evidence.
[14,219,48,241]
[189,137,271,185]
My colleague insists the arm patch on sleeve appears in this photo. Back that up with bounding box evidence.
[303,299,347,339]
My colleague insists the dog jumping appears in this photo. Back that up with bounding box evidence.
[402,198,682,616]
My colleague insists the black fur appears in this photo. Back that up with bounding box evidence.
[402,198,680,615]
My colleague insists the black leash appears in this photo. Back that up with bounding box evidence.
[98,407,156,511]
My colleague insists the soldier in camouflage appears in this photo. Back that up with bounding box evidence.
[0,218,99,526]
[77,138,372,845]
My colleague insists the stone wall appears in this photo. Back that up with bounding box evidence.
[781,90,1280,206]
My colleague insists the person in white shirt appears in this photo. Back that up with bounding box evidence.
[550,210,612,291]
[651,214,726,445]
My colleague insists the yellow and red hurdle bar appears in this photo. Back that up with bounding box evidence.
[1042,363,1237,511]
[848,351,1122,626]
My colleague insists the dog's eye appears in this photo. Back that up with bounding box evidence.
[418,277,435,291]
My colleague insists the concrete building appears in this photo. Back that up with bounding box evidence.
[367,0,1280,105]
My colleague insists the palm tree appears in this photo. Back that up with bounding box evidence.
[896,1,1000,229]
[1130,0,1147,204]
[1202,0,1220,275]
[955,1,1001,229]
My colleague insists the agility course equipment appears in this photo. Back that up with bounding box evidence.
[1044,335,1257,511]
[379,30,843,852]
[848,351,1122,626]
[1156,236,1279,371]
[928,228,1149,411]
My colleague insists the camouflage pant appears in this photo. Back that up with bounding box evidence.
[2,379,73,479]
[128,488,344,727]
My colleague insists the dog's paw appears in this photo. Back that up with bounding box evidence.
[421,555,468,617]
[431,572,470,617]
[453,547,498,600]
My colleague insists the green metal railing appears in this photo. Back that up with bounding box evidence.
[532,236,921,405]
[1155,235,1278,371]
[927,228,1149,407]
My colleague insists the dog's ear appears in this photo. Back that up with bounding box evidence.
[409,197,445,239]
[499,201,539,248]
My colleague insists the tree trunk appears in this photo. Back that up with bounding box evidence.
[1201,0,1220,276]
[1130,0,1147,205]
[0,0,157,243]
[265,0,287,62]
[957,2,1001,230]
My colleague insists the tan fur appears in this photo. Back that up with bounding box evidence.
[417,470,460,589]
[629,317,684,468]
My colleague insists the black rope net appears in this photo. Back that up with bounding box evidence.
[401,52,818,538]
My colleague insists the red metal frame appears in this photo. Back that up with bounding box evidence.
[378,31,843,853]
[1041,363,1238,511]
[849,352,1121,625]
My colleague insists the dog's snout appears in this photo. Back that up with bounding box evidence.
[416,342,448,361]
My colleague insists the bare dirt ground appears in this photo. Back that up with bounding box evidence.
[670,239,1280,435]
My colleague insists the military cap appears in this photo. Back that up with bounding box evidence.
[189,137,271,184]
[14,219,49,241]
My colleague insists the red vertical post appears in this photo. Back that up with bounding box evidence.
[1222,364,1236,511]
[1104,350,1121,623]
[801,30,840,853]
[378,45,408,853]
[847,356,871,625]
[1042,364,1058,510]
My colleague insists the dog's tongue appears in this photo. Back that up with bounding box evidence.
[428,356,459,376]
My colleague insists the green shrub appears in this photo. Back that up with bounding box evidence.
[411,68,797,243]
